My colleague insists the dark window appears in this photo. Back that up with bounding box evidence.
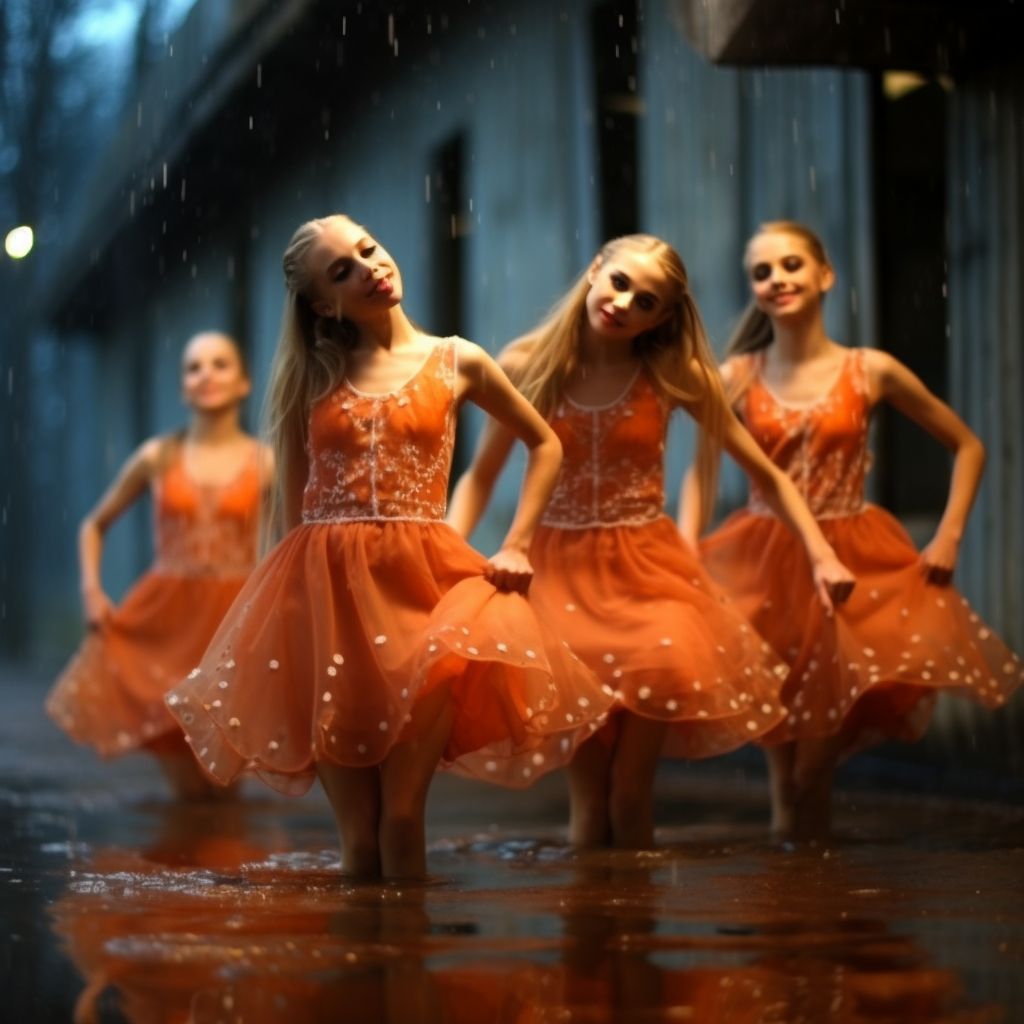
[427,134,471,486]
[592,0,640,240]
[873,77,949,528]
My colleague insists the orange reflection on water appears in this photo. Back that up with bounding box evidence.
[48,808,1009,1023]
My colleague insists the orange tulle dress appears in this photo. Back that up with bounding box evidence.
[46,441,262,758]
[525,368,789,759]
[700,348,1023,748]
[164,339,614,795]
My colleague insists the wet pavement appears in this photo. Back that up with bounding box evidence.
[2,664,1022,1023]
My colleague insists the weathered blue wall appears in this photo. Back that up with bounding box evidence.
[940,62,1024,770]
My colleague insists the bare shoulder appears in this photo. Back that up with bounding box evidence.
[254,440,276,487]
[501,332,539,369]
[452,337,492,376]
[452,337,487,362]
[684,354,728,395]
[717,355,743,385]
[95,434,171,504]
[455,336,537,380]
[687,355,722,376]
[136,434,178,479]
[861,347,912,393]
[862,347,902,376]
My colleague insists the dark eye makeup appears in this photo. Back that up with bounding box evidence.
[608,269,660,311]
[331,243,379,282]
[752,255,805,282]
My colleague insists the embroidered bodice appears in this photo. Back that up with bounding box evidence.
[302,339,458,523]
[154,444,261,576]
[542,369,669,528]
[734,348,872,519]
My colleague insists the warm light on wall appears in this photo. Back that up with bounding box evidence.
[883,71,955,101]
[5,226,34,259]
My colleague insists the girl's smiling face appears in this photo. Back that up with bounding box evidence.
[308,217,403,323]
[181,333,250,412]
[746,231,835,320]
[584,249,672,340]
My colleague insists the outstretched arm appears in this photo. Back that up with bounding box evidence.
[868,350,985,584]
[453,339,561,593]
[677,359,736,548]
[78,438,162,627]
[676,466,704,550]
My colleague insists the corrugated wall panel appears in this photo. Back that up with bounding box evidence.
[944,64,1024,768]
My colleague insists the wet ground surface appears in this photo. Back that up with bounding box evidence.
[2,665,1022,1023]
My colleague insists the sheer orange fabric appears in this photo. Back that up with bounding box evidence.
[165,340,614,794]
[701,349,1022,749]
[46,443,262,757]
[527,370,788,760]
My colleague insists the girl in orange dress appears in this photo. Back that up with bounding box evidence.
[46,332,273,800]
[682,221,1023,840]
[163,214,615,879]
[447,234,854,849]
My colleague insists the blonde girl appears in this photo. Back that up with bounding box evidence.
[448,234,854,849]
[682,221,1022,840]
[165,215,613,878]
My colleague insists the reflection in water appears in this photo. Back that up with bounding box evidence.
[47,808,1007,1023]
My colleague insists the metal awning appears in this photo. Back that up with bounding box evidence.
[672,0,1024,70]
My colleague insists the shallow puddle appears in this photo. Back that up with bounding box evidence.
[1,675,1022,1022]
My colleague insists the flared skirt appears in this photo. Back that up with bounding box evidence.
[526,516,789,759]
[699,504,1022,749]
[164,520,614,794]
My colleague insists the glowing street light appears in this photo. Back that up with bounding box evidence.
[5,226,34,259]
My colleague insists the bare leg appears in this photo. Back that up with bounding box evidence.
[790,734,843,842]
[565,727,614,847]
[156,752,239,803]
[73,971,108,1024]
[377,683,454,879]
[316,762,382,877]
[765,742,797,838]
[607,714,668,850]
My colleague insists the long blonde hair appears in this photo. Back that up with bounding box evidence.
[724,220,832,402]
[513,234,726,527]
[259,214,363,546]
